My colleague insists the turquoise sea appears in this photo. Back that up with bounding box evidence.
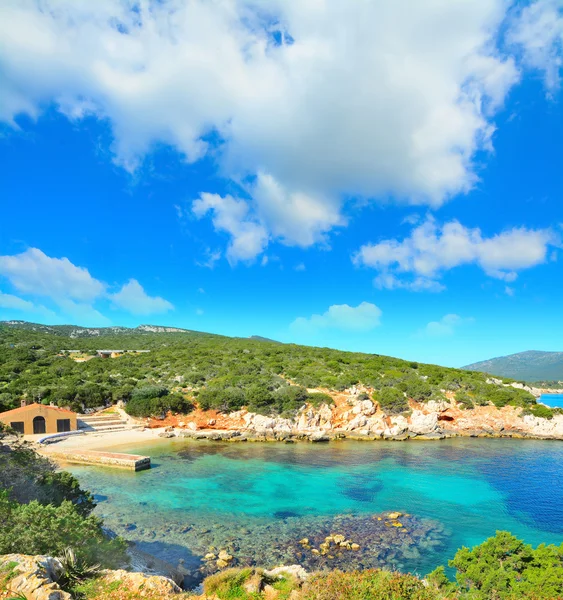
[540,393,563,408]
[68,438,563,584]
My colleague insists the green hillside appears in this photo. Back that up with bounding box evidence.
[0,321,543,418]
[463,351,563,383]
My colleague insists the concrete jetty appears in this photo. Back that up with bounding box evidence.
[46,449,151,471]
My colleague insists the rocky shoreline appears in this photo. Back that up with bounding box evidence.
[148,386,563,443]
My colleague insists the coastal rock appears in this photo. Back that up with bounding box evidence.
[409,410,439,435]
[0,554,71,600]
[159,431,176,438]
[264,564,309,581]
[425,400,451,413]
[309,432,330,443]
[218,550,233,562]
[352,399,375,416]
[346,415,368,430]
[523,414,563,438]
[253,415,277,430]
[102,568,182,595]
[318,404,334,422]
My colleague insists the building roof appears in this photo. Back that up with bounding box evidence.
[0,403,75,418]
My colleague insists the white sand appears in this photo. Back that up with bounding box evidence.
[37,427,167,454]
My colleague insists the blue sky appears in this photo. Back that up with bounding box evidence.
[0,0,562,368]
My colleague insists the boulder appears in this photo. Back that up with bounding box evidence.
[309,432,330,443]
[243,572,264,594]
[102,568,182,595]
[408,411,438,435]
[218,550,233,562]
[0,554,71,600]
[352,400,375,416]
[347,415,368,430]
[253,415,276,430]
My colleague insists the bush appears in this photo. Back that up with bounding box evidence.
[399,377,434,402]
[125,393,193,418]
[448,531,563,599]
[481,386,536,409]
[522,404,554,420]
[302,569,440,600]
[130,385,169,401]
[455,391,474,410]
[307,392,333,407]
[374,387,409,414]
[197,386,246,412]
[0,444,95,514]
[0,492,127,568]
[271,385,309,414]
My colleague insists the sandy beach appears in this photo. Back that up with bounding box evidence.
[37,427,168,455]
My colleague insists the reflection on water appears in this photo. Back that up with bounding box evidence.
[68,438,563,580]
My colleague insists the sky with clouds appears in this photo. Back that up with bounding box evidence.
[0,0,562,367]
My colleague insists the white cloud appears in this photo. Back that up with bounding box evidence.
[505,286,515,296]
[353,218,556,291]
[0,291,53,316]
[196,249,222,270]
[192,193,268,264]
[423,314,472,336]
[0,0,542,255]
[0,248,105,302]
[196,308,204,316]
[294,263,306,272]
[252,173,344,248]
[373,273,446,293]
[509,0,563,92]
[0,248,174,319]
[291,302,382,333]
[110,279,174,315]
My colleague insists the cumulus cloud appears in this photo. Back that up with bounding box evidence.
[252,173,345,248]
[0,291,54,316]
[353,218,556,291]
[0,248,105,303]
[509,0,563,92]
[423,314,473,336]
[0,248,173,319]
[110,279,174,315]
[291,302,382,333]
[2,0,548,258]
[192,193,268,264]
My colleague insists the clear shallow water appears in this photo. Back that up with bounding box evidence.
[541,394,563,408]
[67,438,563,581]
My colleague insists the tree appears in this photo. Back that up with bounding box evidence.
[449,531,563,599]
[374,387,409,414]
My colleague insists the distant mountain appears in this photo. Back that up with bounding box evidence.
[464,351,563,382]
[0,320,196,338]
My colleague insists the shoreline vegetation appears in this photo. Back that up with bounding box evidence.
[3,432,563,599]
[3,322,563,448]
[3,322,563,597]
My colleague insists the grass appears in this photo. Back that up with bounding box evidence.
[72,576,197,600]
[300,570,445,600]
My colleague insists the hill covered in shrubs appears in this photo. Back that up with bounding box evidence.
[0,321,550,420]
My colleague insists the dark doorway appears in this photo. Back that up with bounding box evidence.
[10,421,25,435]
[57,419,71,433]
[33,416,46,434]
